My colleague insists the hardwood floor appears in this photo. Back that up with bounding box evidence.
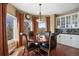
[11,43,79,56]
[23,49,48,56]
[50,43,79,56]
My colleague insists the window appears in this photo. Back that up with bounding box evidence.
[24,19,32,34]
[38,21,46,29]
[38,20,46,32]
[6,14,14,40]
[6,13,17,54]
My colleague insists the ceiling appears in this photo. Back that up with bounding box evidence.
[11,3,79,15]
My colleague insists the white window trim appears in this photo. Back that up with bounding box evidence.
[6,13,18,54]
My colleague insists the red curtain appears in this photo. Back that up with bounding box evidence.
[16,11,24,47]
[0,3,8,56]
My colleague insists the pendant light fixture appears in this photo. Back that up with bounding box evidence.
[39,3,42,22]
[37,3,42,22]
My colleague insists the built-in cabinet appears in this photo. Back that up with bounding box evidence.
[56,12,79,29]
[57,34,79,48]
[56,12,79,49]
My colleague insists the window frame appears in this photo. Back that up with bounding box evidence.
[6,13,18,54]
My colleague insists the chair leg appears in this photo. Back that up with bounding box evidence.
[23,48,29,56]
[49,48,57,56]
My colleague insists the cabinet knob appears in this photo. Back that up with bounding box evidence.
[70,37,72,39]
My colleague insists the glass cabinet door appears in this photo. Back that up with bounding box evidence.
[56,17,60,29]
[61,17,65,29]
[66,16,71,28]
[72,14,78,28]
